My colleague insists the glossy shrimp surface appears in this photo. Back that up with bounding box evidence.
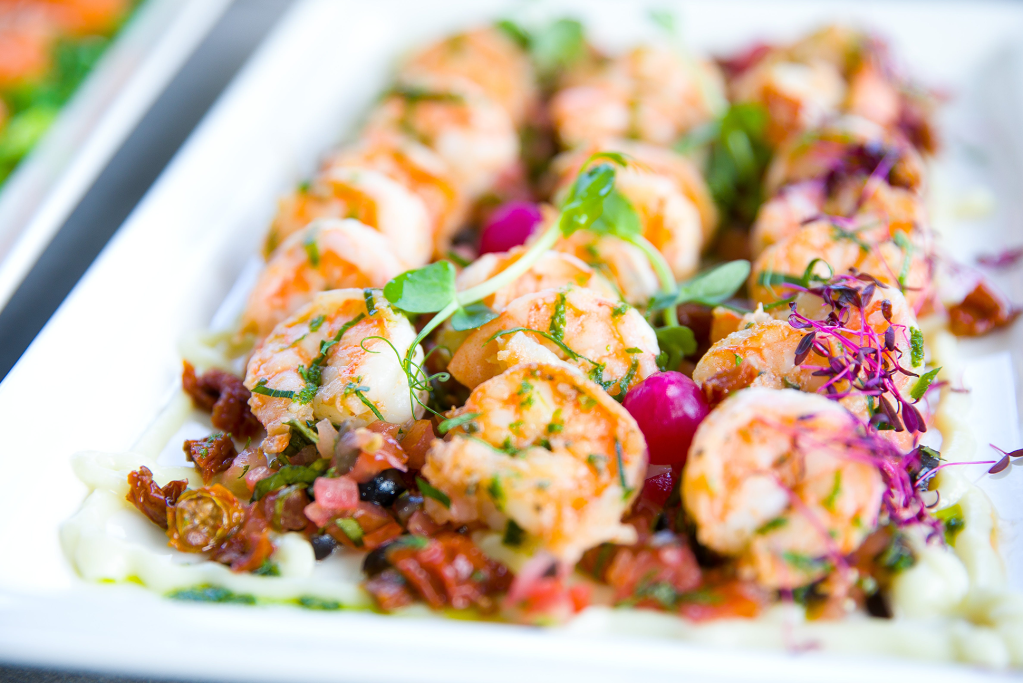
[422,362,647,562]
[750,218,932,310]
[240,219,406,340]
[550,44,724,148]
[682,388,885,589]
[447,286,659,395]
[322,132,468,256]
[244,289,425,454]
[364,75,518,198]
[264,165,433,268]
[399,26,537,126]
[456,247,619,313]
[552,230,659,306]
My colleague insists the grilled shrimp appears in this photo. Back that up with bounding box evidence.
[763,117,926,198]
[694,280,922,448]
[551,230,659,306]
[551,148,705,280]
[750,218,932,311]
[322,131,468,256]
[750,178,925,258]
[399,26,537,126]
[447,286,659,395]
[240,219,405,340]
[264,166,433,268]
[682,388,885,589]
[553,140,718,244]
[364,75,518,198]
[244,289,425,454]
[422,362,647,562]
[550,44,724,148]
[456,247,619,313]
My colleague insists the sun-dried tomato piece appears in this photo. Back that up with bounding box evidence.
[181,361,261,438]
[183,433,238,484]
[364,534,512,612]
[364,568,417,611]
[125,466,187,529]
[167,484,247,553]
[211,506,275,573]
[701,362,758,407]
[399,419,435,471]
[948,281,1019,337]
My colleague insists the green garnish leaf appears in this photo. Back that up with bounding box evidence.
[416,476,451,508]
[529,18,585,77]
[495,19,531,48]
[910,367,941,401]
[450,302,499,331]
[560,162,619,236]
[437,412,481,435]
[671,260,751,308]
[654,325,697,371]
[383,261,457,313]
[589,188,642,241]
[284,419,319,444]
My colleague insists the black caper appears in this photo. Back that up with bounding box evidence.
[393,491,424,525]
[362,542,393,577]
[358,469,407,507]
[865,591,892,619]
[311,533,338,560]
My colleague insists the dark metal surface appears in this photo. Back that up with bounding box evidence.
[0,0,294,383]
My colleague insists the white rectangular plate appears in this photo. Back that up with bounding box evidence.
[1,1,1021,681]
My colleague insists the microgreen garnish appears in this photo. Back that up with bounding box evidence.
[416,476,450,508]
[251,459,329,502]
[450,302,498,331]
[910,367,941,401]
[284,419,319,444]
[651,260,751,312]
[655,325,697,371]
[437,412,481,434]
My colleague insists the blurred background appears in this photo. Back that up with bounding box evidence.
[0,0,292,384]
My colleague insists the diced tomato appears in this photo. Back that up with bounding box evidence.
[400,419,435,470]
[313,475,359,511]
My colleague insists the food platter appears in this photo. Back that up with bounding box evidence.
[1,1,1022,680]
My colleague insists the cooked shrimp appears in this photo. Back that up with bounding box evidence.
[422,362,647,562]
[456,247,620,313]
[364,75,519,198]
[399,26,537,126]
[244,289,425,454]
[0,8,54,87]
[447,286,659,395]
[763,117,926,198]
[750,179,926,258]
[683,388,885,589]
[551,230,659,306]
[695,280,922,449]
[322,131,468,256]
[263,165,432,268]
[750,218,932,311]
[553,140,718,244]
[240,219,406,340]
[551,148,705,280]
[550,44,724,148]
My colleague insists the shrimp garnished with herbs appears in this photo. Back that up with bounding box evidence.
[683,388,885,589]
[244,289,425,454]
[422,362,647,563]
[447,286,659,396]
[241,219,405,340]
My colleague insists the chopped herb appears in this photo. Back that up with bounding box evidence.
[503,519,526,547]
[587,454,607,471]
[910,327,925,367]
[253,561,280,577]
[877,533,915,573]
[284,419,319,444]
[935,504,965,546]
[445,249,473,268]
[611,302,630,318]
[756,517,788,534]
[309,314,326,332]
[335,518,364,547]
[303,234,320,267]
[624,347,642,354]
[252,459,329,502]
[548,291,568,341]
[363,288,377,316]
[416,476,451,508]
[297,596,342,610]
[782,552,829,574]
[487,476,505,510]
[168,585,255,604]
[823,471,842,511]
[733,353,743,367]
[251,379,295,400]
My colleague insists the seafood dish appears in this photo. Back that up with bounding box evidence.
[60,12,1023,669]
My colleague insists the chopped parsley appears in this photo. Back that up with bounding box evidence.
[416,476,451,508]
